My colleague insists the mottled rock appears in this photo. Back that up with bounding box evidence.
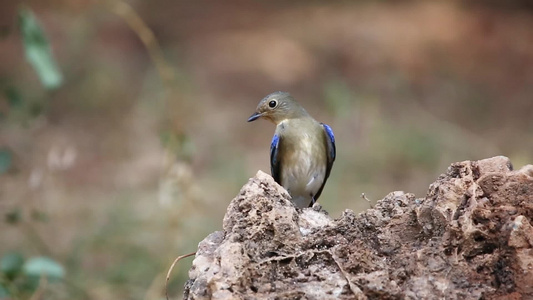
[184,157,533,300]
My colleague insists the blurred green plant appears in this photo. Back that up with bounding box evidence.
[0,252,65,298]
[1,7,58,126]
[24,257,65,281]
[18,7,63,90]
[4,87,22,109]
[1,253,24,281]
[160,131,195,162]
[2,85,45,125]
[323,79,354,119]
[4,208,21,225]
[0,148,12,174]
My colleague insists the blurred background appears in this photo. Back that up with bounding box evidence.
[1,0,532,299]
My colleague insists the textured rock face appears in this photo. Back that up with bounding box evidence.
[183,157,533,300]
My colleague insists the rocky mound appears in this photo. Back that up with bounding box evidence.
[183,156,533,299]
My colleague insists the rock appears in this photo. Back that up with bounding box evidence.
[184,157,533,300]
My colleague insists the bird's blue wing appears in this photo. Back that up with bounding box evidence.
[270,134,282,183]
[313,123,336,202]
[322,123,336,165]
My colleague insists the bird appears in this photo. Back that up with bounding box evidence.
[247,91,336,208]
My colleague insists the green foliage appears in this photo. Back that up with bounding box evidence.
[4,208,21,225]
[372,122,440,172]
[4,87,22,108]
[0,283,8,298]
[19,7,63,90]
[30,210,50,223]
[1,253,24,280]
[2,86,45,124]
[23,257,65,281]
[323,79,354,118]
[0,253,65,298]
[160,130,196,161]
[0,148,12,174]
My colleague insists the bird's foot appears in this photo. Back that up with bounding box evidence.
[311,201,322,212]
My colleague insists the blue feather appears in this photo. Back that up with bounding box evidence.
[322,123,336,160]
[322,123,335,142]
[270,134,279,152]
[270,134,281,183]
[313,123,336,202]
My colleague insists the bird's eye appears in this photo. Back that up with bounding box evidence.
[268,100,277,108]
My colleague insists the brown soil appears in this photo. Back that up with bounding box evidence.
[183,156,533,300]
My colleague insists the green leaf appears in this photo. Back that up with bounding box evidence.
[1,252,24,280]
[4,87,23,108]
[0,283,8,297]
[23,257,65,281]
[0,149,12,174]
[5,208,21,224]
[31,210,49,222]
[18,7,63,90]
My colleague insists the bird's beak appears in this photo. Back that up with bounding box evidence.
[247,112,262,122]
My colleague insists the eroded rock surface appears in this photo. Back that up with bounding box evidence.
[183,156,533,300]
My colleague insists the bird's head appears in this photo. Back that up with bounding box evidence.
[247,91,307,124]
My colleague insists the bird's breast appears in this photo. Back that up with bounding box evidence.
[279,124,327,201]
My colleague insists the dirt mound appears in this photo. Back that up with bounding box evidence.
[183,156,533,299]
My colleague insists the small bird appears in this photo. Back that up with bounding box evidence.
[248,91,336,208]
